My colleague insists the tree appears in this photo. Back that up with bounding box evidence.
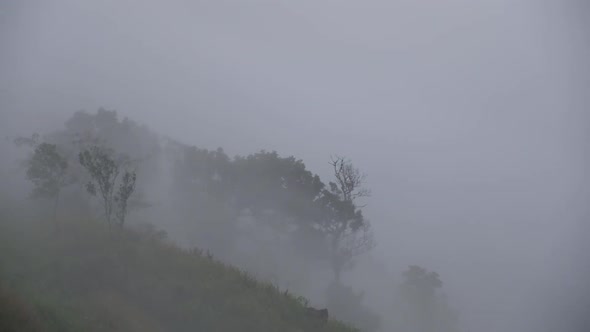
[325,281,381,332]
[398,265,459,332]
[79,146,136,228]
[316,156,374,281]
[26,143,70,228]
[114,170,137,227]
[329,155,371,202]
[231,151,325,220]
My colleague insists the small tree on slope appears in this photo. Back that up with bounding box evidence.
[79,145,136,228]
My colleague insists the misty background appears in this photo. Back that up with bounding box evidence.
[1,1,589,331]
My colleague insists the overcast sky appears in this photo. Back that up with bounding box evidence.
[1,1,588,331]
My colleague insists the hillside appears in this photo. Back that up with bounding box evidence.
[0,211,358,332]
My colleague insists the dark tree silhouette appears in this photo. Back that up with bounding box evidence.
[79,145,136,228]
[316,156,374,281]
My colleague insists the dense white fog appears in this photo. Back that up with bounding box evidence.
[1,1,588,331]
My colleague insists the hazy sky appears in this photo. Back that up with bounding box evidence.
[1,1,588,331]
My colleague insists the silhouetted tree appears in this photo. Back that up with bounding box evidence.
[114,170,136,227]
[329,156,371,202]
[398,265,459,332]
[232,151,324,220]
[316,156,374,281]
[79,145,136,228]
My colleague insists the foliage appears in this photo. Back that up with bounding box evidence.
[79,146,136,228]
[7,109,415,331]
[44,109,153,216]
[37,110,377,283]
[0,216,358,332]
[25,142,71,227]
[401,265,443,299]
[398,265,460,332]
[27,143,69,200]
[114,171,137,227]
[173,146,376,284]
[232,150,325,219]
[315,156,375,281]
[79,146,119,225]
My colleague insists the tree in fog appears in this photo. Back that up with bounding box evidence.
[325,281,381,332]
[26,142,70,228]
[79,145,136,228]
[64,109,152,213]
[316,156,374,281]
[232,151,324,219]
[398,265,459,332]
[114,170,137,227]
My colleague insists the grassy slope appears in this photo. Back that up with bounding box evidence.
[0,215,358,332]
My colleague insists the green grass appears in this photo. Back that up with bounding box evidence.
[0,215,358,332]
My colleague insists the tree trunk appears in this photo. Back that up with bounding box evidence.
[53,193,60,232]
[104,196,112,231]
[333,264,342,283]
[331,235,342,282]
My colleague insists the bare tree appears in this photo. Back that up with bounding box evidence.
[319,156,375,281]
[329,155,371,203]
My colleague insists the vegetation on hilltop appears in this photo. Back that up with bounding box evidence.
[1,108,461,332]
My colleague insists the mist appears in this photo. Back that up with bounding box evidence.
[1,1,588,331]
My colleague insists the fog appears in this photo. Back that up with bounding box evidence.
[1,1,588,331]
